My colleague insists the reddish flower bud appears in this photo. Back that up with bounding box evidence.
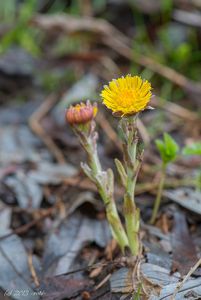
[66,101,97,125]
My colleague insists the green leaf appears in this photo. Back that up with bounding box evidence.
[114,158,127,187]
[155,139,165,155]
[80,162,94,182]
[182,142,201,156]
[155,133,179,164]
[164,133,179,154]
[106,168,114,196]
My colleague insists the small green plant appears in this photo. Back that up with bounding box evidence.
[66,75,153,256]
[182,142,201,191]
[150,133,179,224]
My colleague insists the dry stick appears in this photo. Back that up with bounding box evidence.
[94,273,112,291]
[33,14,129,45]
[28,252,40,287]
[29,93,66,164]
[55,256,143,278]
[0,208,53,241]
[170,257,201,300]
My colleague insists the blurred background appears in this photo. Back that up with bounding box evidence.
[0,0,201,103]
[0,1,201,299]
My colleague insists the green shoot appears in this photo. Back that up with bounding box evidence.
[155,132,179,165]
[150,133,179,224]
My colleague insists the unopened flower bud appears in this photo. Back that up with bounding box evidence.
[66,101,97,125]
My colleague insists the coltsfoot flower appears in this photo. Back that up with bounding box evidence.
[100,75,152,116]
[66,101,97,125]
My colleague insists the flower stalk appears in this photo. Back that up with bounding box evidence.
[120,116,142,256]
[72,118,129,253]
[150,163,166,224]
[66,74,153,256]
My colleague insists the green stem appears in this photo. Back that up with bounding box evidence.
[123,117,140,256]
[124,166,140,256]
[124,200,140,255]
[150,165,166,224]
[84,134,129,253]
[105,198,129,253]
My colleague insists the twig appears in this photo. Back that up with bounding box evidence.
[33,14,128,44]
[29,93,66,164]
[170,257,201,300]
[94,273,111,291]
[53,256,135,278]
[0,208,53,241]
[28,252,40,287]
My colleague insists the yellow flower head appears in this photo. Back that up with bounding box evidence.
[100,75,152,116]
